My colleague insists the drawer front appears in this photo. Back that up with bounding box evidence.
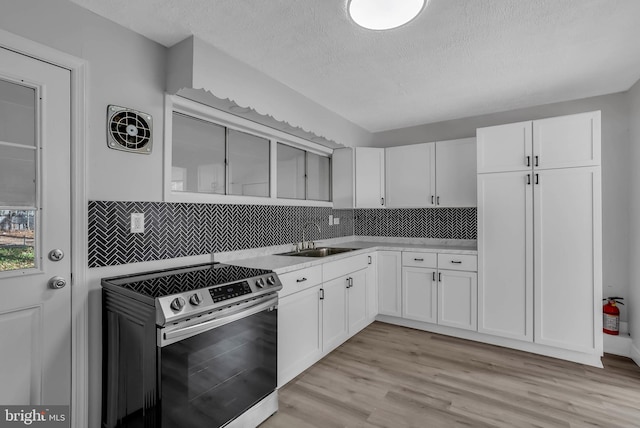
[278,265,323,298]
[402,251,437,268]
[437,253,477,272]
[322,253,370,281]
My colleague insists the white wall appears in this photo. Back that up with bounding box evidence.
[629,79,640,362]
[371,93,632,322]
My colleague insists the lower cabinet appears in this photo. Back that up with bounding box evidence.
[395,251,478,332]
[437,270,478,331]
[278,253,372,387]
[378,251,402,316]
[278,284,323,387]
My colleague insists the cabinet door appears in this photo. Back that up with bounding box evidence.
[322,276,349,353]
[533,111,601,169]
[477,172,533,341]
[278,285,323,387]
[534,167,601,353]
[355,147,385,208]
[402,267,437,323]
[477,121,532,173]
[385,143,435,207]
[437,270,478,331]
[378,251,402,317]
[332,148,354,209]
[366,253,378,321]
[348,269,368,335]
[436,138,477,207]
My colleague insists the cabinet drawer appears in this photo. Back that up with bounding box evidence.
[402,252,437,268]
[322,253,369,281]
[437,254,477,272]
[278,265,323,298]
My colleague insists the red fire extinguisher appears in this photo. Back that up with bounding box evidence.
[603,297,624,335]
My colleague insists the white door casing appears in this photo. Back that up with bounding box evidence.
[0,47,71,405]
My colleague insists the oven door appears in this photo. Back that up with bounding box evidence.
[159,296,277,428]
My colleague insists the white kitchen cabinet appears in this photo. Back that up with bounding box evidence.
[435,138,477,207]
[278,284,323,387]
[378,251,402,317]
[534,167,601,353]
[476,120,532,173]
[477,172,533,342]
[437,270,478,331]
[402,267,438,323]
[385,143,435,207]
[322,275,349,353]
[355,147,385,208]
[347,269,368,335]
[332,147,385,208]
[533,111,601,170]
[476,111,602,355]
[366,253,378,321]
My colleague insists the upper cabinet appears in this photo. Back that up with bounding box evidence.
[385,143,435,208]
[476,111,601,174]
[435,138,477,207]
[333,138,477,209]
[384,138,477,208]
[333,147,385,209]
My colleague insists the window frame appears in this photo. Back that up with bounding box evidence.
[164,94,333,207]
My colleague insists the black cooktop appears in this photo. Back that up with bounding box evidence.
[102,262,273,299]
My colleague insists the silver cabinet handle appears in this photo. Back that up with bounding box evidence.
[526,156,530,167]
[431,195,434,204]
[451,260,462,264]
[368,255,372,265]
[535,155,539,167]
[535,173,539,185]
[438,272,442,282]
[436,196,440,205]
[296,277,307,283]
[526,174,531,185]
[381,197,385,206]
[432,271,436,282]
[319,288,324,300]
[414,258,424,262]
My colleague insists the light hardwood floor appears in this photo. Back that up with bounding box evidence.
[261,321,640,428]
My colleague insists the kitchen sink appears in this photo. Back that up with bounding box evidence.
[277,247,359,257]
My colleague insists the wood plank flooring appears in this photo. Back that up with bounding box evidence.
[261,321,640,428]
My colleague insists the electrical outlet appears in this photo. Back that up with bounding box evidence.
[328,215,334,225]
[334,217,340,225]
[131,213,145,233]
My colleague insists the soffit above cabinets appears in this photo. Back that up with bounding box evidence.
[167,36,344,150]
[71,0,640,133]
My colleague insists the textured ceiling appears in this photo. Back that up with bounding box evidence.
[70,0,640,133]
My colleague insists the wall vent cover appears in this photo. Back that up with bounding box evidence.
[107,105,153,154]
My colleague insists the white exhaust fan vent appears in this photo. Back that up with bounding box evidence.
[107,105,153,154]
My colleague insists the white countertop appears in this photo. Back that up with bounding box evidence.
[228,239,477,274]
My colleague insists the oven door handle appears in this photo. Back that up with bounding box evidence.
[159,296,278,347]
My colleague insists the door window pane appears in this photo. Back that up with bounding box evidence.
[277,144,305,200]
[0,210,36,271]
[172,113,225,194]
[0,146,36,206]
[228,130,269,197]
[0,79,35,147]
[307,153,331,201]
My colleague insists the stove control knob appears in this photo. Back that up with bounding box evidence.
[255,278,265,288]
[267,276,276,286]
[170,297,186,312]
[189,293,203,306]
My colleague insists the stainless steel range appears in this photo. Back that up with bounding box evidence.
[101,262,282,428]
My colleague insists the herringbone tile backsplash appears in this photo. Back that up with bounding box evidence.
[88,201,476,267]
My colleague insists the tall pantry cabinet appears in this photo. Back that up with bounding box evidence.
[476,111,602,355]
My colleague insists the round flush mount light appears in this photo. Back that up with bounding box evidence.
[348,0,426,30]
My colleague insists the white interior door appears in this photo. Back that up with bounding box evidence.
[0,47,71,405]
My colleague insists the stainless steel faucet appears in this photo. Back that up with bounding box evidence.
[299,222,321,250]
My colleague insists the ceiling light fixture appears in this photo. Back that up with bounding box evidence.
[348,0,426,31]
